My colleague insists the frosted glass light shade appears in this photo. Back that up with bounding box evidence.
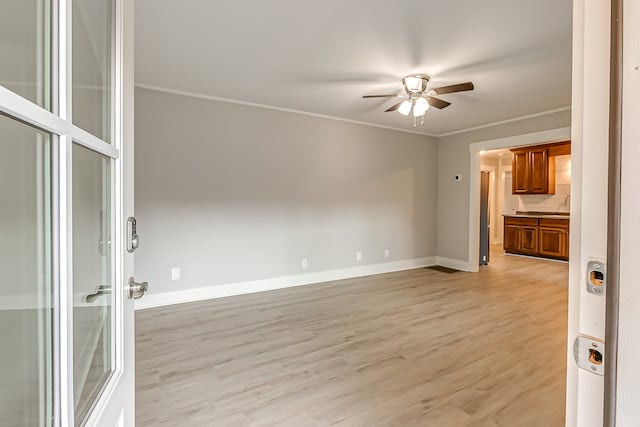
[413,97,429,116]
[404,76,423,92]
[398,100,412,116]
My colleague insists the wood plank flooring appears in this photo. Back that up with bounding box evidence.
[136,247,568,426]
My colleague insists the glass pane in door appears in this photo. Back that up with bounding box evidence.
[0,0,51,109]
[0,115,52,426]
[72,0,113,143]
[72,144,112,425]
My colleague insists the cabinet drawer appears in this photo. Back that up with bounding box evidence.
[539,218,569,229]
[504,217,538,227]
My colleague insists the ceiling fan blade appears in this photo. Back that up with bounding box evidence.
[430,82,475,95]
[363,94,404,99]
[426,96,451,109]
[385,100,406,112]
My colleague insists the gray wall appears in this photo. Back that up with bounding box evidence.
[135,88,438,295]
[436,109,572,262]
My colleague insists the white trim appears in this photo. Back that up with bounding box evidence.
[82,0,128,424]
[437,106,573,137]
[135,84,574,140]
[435,257,473,272]
[0,86,119,159]
[135,257,437,310]
[467,127,572,273]
[135,83,435,137]
[58,134,73,427]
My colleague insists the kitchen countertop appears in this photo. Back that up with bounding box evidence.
[503,212,570,219]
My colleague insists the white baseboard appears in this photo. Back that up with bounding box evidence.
[135,256,437,310]
[435,256,473,272]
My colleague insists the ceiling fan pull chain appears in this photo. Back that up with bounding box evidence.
[421,116,424,126]
[413,116,417,128]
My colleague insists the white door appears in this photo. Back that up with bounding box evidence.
[566,0,611,425]
[0,0,139,426]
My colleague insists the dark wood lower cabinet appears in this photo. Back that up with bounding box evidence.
[520,227,539,254]
[539,227,568,258]
[504,225,520,251]
[503,216,569,260]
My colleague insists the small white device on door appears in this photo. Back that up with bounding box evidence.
[127,217,139,253]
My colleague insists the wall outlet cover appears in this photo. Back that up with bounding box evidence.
[301,258,308,269]
[171,268,181,281]
[356,251,362,261]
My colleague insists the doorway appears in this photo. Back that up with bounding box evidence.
[477,142,571,266]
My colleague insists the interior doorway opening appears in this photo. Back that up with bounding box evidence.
[477,142,571,267]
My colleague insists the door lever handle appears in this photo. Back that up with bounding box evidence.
[127,277,149,300]
[85,285,111,303]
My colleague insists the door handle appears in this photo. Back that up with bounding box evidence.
[85,285,111,303]
[127,277,149,300]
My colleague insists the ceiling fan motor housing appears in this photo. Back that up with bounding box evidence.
[402,74,430,93]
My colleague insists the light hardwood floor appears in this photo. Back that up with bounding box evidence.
[136,246,568,426]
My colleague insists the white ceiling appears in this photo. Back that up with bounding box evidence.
[481,148,514,159]
[135,0,572,136]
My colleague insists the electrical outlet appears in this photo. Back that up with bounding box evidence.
[171,267,181,281]
[384,249,390,258]
[301,258,308,269]
[356,251,362,261]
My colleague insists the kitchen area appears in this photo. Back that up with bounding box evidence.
[480,140,571,263]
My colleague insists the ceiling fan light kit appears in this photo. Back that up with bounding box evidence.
[363,74,474,127]
[398,100,412,116]
[404,75,426,93]
[413,97,429,116]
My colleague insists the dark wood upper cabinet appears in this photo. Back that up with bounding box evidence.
[529,148,555,193]
[512,150,530,194]
[510,141,568,194]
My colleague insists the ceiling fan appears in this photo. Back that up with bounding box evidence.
[363,74,474,127]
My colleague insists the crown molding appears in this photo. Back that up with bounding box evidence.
[134,83,571,139]
[134,83,438,137]
[435,106,572,137]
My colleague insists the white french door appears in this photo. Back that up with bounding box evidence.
[0,0,136,426]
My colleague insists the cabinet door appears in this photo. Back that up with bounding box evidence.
[504,225,521,251]
[512,150,530,193]
[520,226,539,254]
[529,148,549,193]
[561,230,570,259]
[539,227,564,258]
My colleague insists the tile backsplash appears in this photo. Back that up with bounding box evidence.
[516,155,571,213]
